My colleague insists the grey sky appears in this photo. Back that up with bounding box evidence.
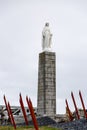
[0,0,87,114]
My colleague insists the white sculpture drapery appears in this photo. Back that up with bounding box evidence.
[42,23,52,51]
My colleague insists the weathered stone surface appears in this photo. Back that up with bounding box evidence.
[37,51,56,116]
[51,118,87,130]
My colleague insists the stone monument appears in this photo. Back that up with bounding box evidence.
[37,23,56,117]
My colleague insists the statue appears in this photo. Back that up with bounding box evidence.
[42,23,52,51]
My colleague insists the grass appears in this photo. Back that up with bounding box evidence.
[0,126,62,130]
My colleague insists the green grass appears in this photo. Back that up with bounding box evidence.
[0,126,62,130]
[40,126,61,130]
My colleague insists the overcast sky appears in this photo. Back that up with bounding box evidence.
[0,0,87,114]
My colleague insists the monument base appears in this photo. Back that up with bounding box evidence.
[37,51,56,117]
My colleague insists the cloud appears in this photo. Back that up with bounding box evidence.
[0,0,87,114]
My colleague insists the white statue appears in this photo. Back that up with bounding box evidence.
[42,23,52,51]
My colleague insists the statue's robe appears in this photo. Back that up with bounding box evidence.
[42,26,52,51]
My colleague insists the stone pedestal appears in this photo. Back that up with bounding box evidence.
[37,51,56,116]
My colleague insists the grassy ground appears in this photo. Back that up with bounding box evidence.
[0,126,61,130]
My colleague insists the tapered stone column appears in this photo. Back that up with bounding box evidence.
[37,51,56,116]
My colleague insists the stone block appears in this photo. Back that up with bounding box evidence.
[37,51,56,116]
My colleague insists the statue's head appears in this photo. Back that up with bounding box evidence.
[45,22,49,27]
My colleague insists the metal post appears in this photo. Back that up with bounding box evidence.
[79,90,87,119]
[26,96,39,130]
[65,99,73,121]
[19,93,28,125]
[8,102,16,129]
[71,92,80,119]
[3,95,12,124]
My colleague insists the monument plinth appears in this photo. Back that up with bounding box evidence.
[37,23,56,116]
